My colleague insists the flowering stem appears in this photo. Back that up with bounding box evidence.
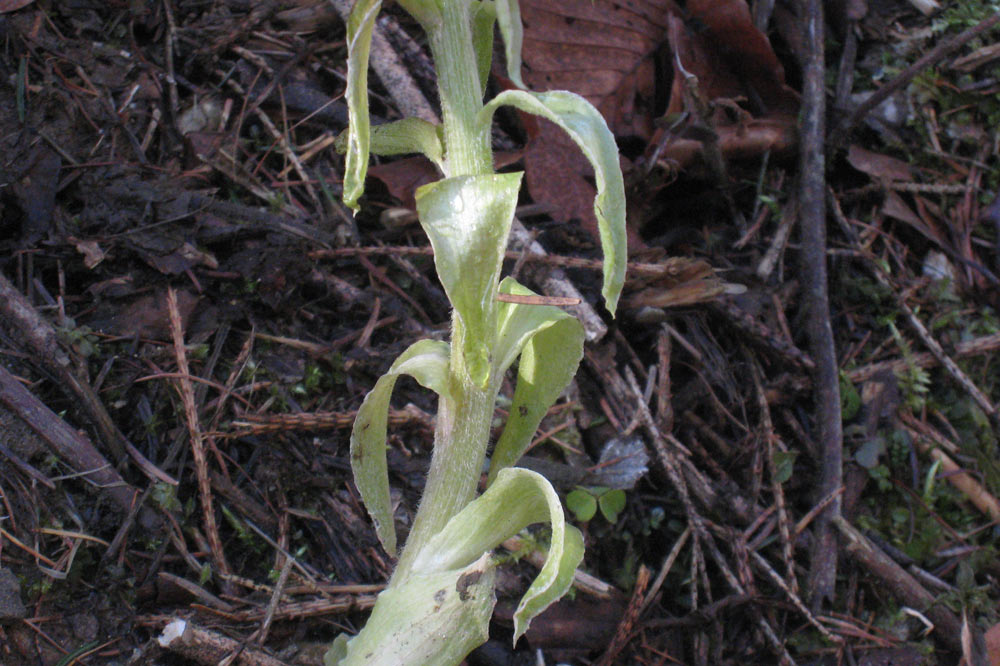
[390,1,499,582]
[428,0,492,177]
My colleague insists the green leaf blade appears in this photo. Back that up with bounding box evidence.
[360,117,444,170]
[396,0,441,28]
[415,174,523,387]
[350,339,451,555]
[488,278,584,485]
[598,488,626,523]
[328,554,496,666]
[566,489,597,522]
[480,90,627,314]
[495,0,526,88]
[410,467,584,644]
[342,0,383,213]
[471,1,498,97]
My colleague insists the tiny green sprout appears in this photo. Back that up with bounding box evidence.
[757,194,781,215]
[839,372,861,421]
[326,1,626,664]
[771,450,798,485]
[221,505,262,553]
[643,506,666,535]
[922,459,943,503]
[58,322,100,358]
[151,482,182,513]
[567,486,627,523]
[566,487,598,522]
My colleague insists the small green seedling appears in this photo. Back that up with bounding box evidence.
[566,486,627,523]
[326,1,626,664]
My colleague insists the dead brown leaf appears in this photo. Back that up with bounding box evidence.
[94,289,200,340]
[520,0,679,140]
[623,257,741,309]
[675,0,800,116]
[987,621,1000,666]
[518,0,799,243]
[368,157,441,211]
[649,0,799,172]
[0,0,34,13]
[524,118,596,224]
[72,238,107,269]
[847,144,913,182]
[368,151,523,210]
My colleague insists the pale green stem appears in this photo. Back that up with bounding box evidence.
[427,0,492,177]
[393,322,497,580]
[390,1,502,581]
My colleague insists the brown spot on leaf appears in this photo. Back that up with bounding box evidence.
[456,571,484,601]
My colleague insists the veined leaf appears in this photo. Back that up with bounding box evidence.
[411,467,584,643]
[342,0,382,213]
[488,277,584,484]
[350,339,451,555]
[495,0,526,89]
[415,173,522,388]
[480,90,626,314]
[326,554,496,666]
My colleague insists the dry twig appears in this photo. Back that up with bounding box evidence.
[167,287,230,578]
[799,0,842,607]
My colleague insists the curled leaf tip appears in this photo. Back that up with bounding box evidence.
[480,91,626,316]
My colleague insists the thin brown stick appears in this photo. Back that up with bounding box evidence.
[846,332,1000,384]
[167,287,230,578]
[155,618,288,666]
[750,551,841,645]
[896,299,998,427]
[640,526,690,617]
[229,404,432,435]
[310,243,675,277]
[623,368,796,665]
[254,556,294,647]
[0,365,143,518]
[750,359,797,596]
[898,412,1000,521]
[495,292,581,306]
[594,565,651,666]
[834,516,963,650]
[794,487,846,540]
[358,254,433,323]
[161,0,179,122]
[800,0,842,607]
[861,256,999,430]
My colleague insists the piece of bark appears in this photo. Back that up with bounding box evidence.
[835,516,963,651]
[156,618,289,666]
[0,568,27,620]
[327,0,439,124]
[0,273,125,461]
[0,364,157,528]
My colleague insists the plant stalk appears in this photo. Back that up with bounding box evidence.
[389,2,500,581]
[393,343,497,580]
[427,0,492,177]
